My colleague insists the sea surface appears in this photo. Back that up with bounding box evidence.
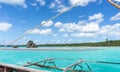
[0,47,120,72]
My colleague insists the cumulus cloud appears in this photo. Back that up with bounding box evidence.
[58,28,66,32]
[81,22,100,33]
[54,13,103,34]
[0,22,12,32]
[89,13,103,20]
[68,38,72,42]
[54,21,63,28]
[0,0,27,8]
[89,13,104,24]
[71,33,95,37]
[40,29,52,35]
[31,3,37,6]
[49,0,69,12]
[99,23,120,36]
[36,0,45,6]
[110,12,120,21]
[114,0,120,2]
[79,15,85,18]
[49,0,97,12]
[62,33,68,37]
[41,20,53,27]
[69,0,96,6]
[49,3,56,9]
[62,23,81,32]
[53,34,57,37]
[97,0,103,5]
[53,13,104,37]
[26,28,52,35]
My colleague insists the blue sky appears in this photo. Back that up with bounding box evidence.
[0,0,120,45]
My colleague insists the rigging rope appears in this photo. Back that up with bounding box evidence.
[85,60,120,65]
[108,0,120,9]
[4,2,81,47]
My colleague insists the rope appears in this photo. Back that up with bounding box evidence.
[52,58,74,60]
[4,1,81,47]
[24,58,53,67]
[63,58,83,72]
[24,58,74,67]
[85,60,120,65]
[108,0,120,9]
[85,63,92,72]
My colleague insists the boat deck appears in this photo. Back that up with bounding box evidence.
[0,62,47,72]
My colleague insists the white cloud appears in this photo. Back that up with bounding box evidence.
[58,28,65,32]
[21,20,26,23]
[40,29,52,35]
[52,39,60,44]
[27,29,40,34]
[49,3,56,9]
[89,13,104,24]
[68,38,72,42]
[26,28,52,35]
[114,0,120,2]
[89,13,103,20]
[62,33,68,37]
[55,0,61,4]
[54,13,104,37]
[49,0,69,12]
[81,22,100,33]
[63,23,81,32]
[53,34,57,37]
[71,33,94,37]
[54,13,103,33]
[41,20,53,27]
[69,0,96,6]
[56,4,69,12]
[99,23,120,36]
[110,12,120,21]
[36,0,45,6]
[97,0,103,5]
[0,0,27,8]
[77,20,87,25]
[0,22,12,32]
[79,15,85,18]
[71,23,120,37]
[56,40,60,43]
[31,3,37,6]
[54,21,63,28]
[49,0,96,12]
[49,0,97,12]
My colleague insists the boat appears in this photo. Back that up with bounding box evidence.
[23,58,92,72]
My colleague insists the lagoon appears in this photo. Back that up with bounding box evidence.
[0,47,120,72]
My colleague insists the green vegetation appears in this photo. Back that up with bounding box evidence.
[38,40,120,47]
[1,40,120,47]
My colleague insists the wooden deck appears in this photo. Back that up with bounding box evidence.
[0,62,47,72]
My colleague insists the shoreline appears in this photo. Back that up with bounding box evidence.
[0,48,105,51]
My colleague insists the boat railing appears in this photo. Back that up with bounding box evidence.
[0,62,47,72]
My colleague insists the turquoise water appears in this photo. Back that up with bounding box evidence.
[0,47,120,72]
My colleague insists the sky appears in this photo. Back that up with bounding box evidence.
[0,0,120,45]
